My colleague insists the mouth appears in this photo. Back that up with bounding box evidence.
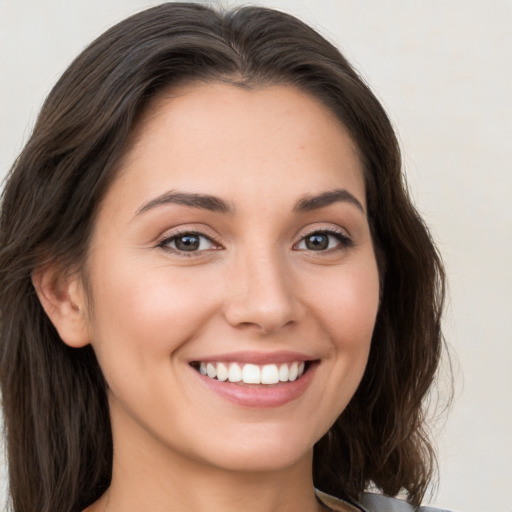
[189,352,318,407]
[190,360,311,385]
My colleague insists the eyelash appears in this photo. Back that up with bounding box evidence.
[157,229,223,257]
[156,227,353,256]
[294,227,354,252]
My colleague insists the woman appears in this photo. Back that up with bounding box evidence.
[0,3,449,512]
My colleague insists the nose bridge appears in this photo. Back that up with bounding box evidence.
[224,241,300,334]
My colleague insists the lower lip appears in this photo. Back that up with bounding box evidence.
[194,363,317,408]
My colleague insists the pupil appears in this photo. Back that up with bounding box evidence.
[306,234,328,250]
[176,235,200,251]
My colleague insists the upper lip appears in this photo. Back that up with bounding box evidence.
[189,351,317,365]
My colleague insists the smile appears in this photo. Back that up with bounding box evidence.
[189,352,318,407]
[195,361,307,384]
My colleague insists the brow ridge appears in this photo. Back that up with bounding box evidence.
[136,191,235,216]
[293,188,365,214]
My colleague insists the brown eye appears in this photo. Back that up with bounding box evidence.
[305,234,329,251]
[295,230,353,252]
[159,232,218,253]
[175,234,201,251]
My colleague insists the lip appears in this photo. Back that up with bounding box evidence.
[191,357,319,408]
[189,350,314,365]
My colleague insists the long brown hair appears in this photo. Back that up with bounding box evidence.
[0,3,446,511]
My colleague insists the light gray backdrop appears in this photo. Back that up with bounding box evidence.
[1,1,511,511]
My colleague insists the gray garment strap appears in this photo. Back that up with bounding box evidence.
[358,493,453,512]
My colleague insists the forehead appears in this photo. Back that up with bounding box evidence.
[105,82,366,215]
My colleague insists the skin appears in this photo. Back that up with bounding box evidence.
[37,84,380,512]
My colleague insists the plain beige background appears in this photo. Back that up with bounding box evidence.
[1,1,511,511]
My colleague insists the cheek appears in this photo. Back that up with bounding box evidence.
[310,259,380,349]
[85,255,221,365]
[294,260,379,436]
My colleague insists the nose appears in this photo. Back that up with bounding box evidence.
[223,250,304,335]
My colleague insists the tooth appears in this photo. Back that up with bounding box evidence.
[216,362,228,381]
[206,363,217,379]
[242,363,260,384]
[261,364,279,384]
[201,360,305,384]
[228,363,242,382]
[289,362,299,381]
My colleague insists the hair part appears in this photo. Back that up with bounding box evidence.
[0,3,447,511]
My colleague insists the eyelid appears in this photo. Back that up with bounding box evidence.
[299,225,350,238]
[293,226,354,251]
[156,227,223,254]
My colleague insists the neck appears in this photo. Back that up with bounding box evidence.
[86,412,322,512]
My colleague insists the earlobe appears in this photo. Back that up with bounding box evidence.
[31,264,90,348]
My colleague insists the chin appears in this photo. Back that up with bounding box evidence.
[187,424,319,474]
[204,447,312,475]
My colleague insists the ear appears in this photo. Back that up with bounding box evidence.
[31,264,90,348]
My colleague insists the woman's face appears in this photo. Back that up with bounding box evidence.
[81,83,380,473]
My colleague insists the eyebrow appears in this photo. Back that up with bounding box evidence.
[136,191,235,216]
[135,187,365,218]
[293,188,365,214]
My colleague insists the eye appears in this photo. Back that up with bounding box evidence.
[295,230,352,252]
[158,231,220,253]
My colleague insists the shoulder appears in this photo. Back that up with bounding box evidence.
[358,492,453,512]
[316,490,453,512]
